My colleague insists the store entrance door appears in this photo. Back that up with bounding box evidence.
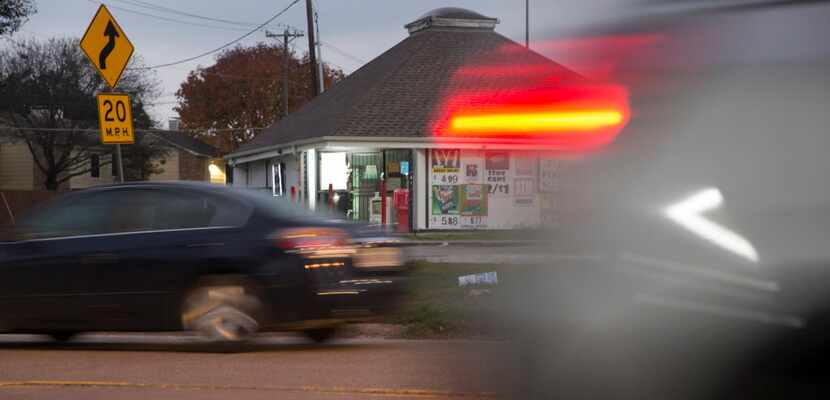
[348,152,381,221]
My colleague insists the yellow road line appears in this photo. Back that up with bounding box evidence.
[0,380,495,398]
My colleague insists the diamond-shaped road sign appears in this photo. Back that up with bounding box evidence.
[80,4,134,89]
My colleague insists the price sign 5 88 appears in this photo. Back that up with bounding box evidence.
[96,93,134,144]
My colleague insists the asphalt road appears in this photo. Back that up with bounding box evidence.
[0,333,509,400]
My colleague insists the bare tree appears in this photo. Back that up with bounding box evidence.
[0,37,168,190]
[0,0,36,36]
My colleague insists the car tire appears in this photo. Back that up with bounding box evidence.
[181,277,263,342]
[303,327,339,343]
[49,332,76,342]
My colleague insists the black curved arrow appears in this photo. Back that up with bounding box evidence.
[99,21,119,69]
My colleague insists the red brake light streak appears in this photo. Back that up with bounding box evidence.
[434,83,630,149]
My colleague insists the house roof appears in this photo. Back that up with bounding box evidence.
[147,130,220,158]
[228,7,584,159]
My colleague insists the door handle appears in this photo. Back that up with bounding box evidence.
[81,252,118,264]
[185,242,225,248]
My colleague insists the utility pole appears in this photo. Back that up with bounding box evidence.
[314,6,325,93]
[525,0,529,48]
[305,0,321,95]
[266,29,304,117]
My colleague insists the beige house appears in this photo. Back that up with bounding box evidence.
[0,130,225,191]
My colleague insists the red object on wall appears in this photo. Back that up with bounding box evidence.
[290,186,296,203]
[393,188,410,233]
[380,180,387,228]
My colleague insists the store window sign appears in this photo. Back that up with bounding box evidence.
[431,149,460,172]
[364,165,378,179]
[485,151,509,170]
[432,185,459,215]
[387,162,400,174]
[400,161,409,176]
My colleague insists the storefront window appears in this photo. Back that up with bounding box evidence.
[349,152,381,221]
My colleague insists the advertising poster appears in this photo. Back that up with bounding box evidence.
[432,185,459,215]
[485,151,510,170]
[515,156,536,176]
[514,178,536,207]
[431,149,460,172]
[429,149,544,230]
[484,151,509,197]
[465,163,480,182]
[539,158,558,193]
[431,149,460,185]
[514,177,535,197]
[430,149,461,229]
[460,184,488,216]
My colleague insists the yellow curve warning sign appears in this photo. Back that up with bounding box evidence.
[81,5,134,89]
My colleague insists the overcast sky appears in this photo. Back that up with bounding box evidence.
[15,0,625,126]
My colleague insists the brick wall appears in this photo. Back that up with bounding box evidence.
[178,150,209,181]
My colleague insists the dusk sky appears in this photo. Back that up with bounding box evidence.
[14,0,625,125]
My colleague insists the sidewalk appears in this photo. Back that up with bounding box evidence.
[392,239,550,247]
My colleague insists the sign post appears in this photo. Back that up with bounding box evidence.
[80,4,135,183]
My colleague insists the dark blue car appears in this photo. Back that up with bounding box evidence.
[0,182,406,342]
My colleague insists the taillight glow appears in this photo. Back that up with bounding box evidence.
[450,109,624,134]
[273,227,349,250]
[433,83,629,148]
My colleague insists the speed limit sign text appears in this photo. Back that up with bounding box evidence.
[96,93,134,144]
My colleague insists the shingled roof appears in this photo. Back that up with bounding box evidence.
[147,130,220,158]
[229,7,584,158]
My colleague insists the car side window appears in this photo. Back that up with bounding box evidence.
[21,188,250,239]
[149,190,250,229]
[22,194,117,238]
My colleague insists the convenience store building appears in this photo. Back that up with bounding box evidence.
[224,7,627,231]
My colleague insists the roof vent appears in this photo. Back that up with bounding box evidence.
[405,7,498,34]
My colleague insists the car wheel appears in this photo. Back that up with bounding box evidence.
[49,332,76,342]
[181,278,263,342]
[303,327,339,343]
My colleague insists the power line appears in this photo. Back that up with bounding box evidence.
[85,0,253,32]
[113,0,301,32]
[131,0,302,70]
[146,100,178,106]
[111,0,260,28]
[320,41,367,65]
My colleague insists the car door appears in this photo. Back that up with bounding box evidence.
[0,193,116,332]
[80,187,252,331]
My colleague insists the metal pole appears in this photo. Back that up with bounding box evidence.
[525,0,529,48]
[114,143,124,183]
[380,150,386,229]
[314,6,325,93]
[283,29,290,117]
[102,86,125,183]
[305,0,321,95]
